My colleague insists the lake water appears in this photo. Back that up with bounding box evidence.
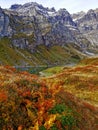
[14,63,76,75]
[15,66,48,74]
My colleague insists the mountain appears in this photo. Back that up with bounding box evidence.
[0,3,98,130]
[0,2,97,66]
[72,8,98,53]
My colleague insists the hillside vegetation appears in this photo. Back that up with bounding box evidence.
[0,38,85,66]
[0,66,79,130]
[0,57,98,130]
[42,58,98,129]
[43,63,98,105]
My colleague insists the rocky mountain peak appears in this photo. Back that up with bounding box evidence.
[0,6,3,13]
[10,4,22,10]
[11,2,55,17]
[18,2,38,8]
[58,8,69,15]
[72,11,85,21]
[8,2,76,28]
[0,2,96,62]
[72,8,98,47]
[94,8,98,13]
[87,9,95,14]
[86,9,97,20]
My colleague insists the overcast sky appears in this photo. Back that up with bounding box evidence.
[0,0,98,13]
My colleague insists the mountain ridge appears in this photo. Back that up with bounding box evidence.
[0,2,98,66]
[72,8,98,48]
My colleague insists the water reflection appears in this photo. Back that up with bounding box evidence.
[14,66,48,74]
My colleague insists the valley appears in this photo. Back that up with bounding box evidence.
[0,1,98,130]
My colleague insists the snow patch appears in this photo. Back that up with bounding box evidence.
[73,16,84,21]
[85,51,94,56]
[65,25,77,30]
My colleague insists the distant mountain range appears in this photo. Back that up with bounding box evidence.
[72,9,98,47]
[0,2,98,66]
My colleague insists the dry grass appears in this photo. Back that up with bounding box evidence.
[43,60,98,106]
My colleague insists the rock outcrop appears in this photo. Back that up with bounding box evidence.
[0,7,12,37]
[72,8,98,49]
[0,2,98,66]
[0,2,90,53]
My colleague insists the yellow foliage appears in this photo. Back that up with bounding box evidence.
[44,114,57,129]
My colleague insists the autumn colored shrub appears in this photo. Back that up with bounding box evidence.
[0,87,32,129]
[47,103,77,130]
[1,61,98,130]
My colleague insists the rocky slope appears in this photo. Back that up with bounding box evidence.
[0,2,93,66]
[72,8,98,52]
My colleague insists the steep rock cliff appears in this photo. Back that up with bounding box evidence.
[72,8,98,50]
[0,2,95,66]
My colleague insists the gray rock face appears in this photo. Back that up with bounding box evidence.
[0,2,93,55]
[1,3,79,48]
[73,9,98,32]
[12,39,28,49]
[10,4,22,10]
[72,9,98,47]
[0,7,12,37]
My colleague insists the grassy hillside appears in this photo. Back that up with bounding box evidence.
[0,66,79,130]
[0,38,34,66]
[43,57,98,105]
[79,57,98,65]
[0,38,85,66]
[0,57,98,130]
[41,57,98,129]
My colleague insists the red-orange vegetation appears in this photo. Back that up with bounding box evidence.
[18,125,23,130]
[22,90,31,97]
[82,101,98,112]
[0,61,98,130]
[4,65,16,72]
[0,91,7,102]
